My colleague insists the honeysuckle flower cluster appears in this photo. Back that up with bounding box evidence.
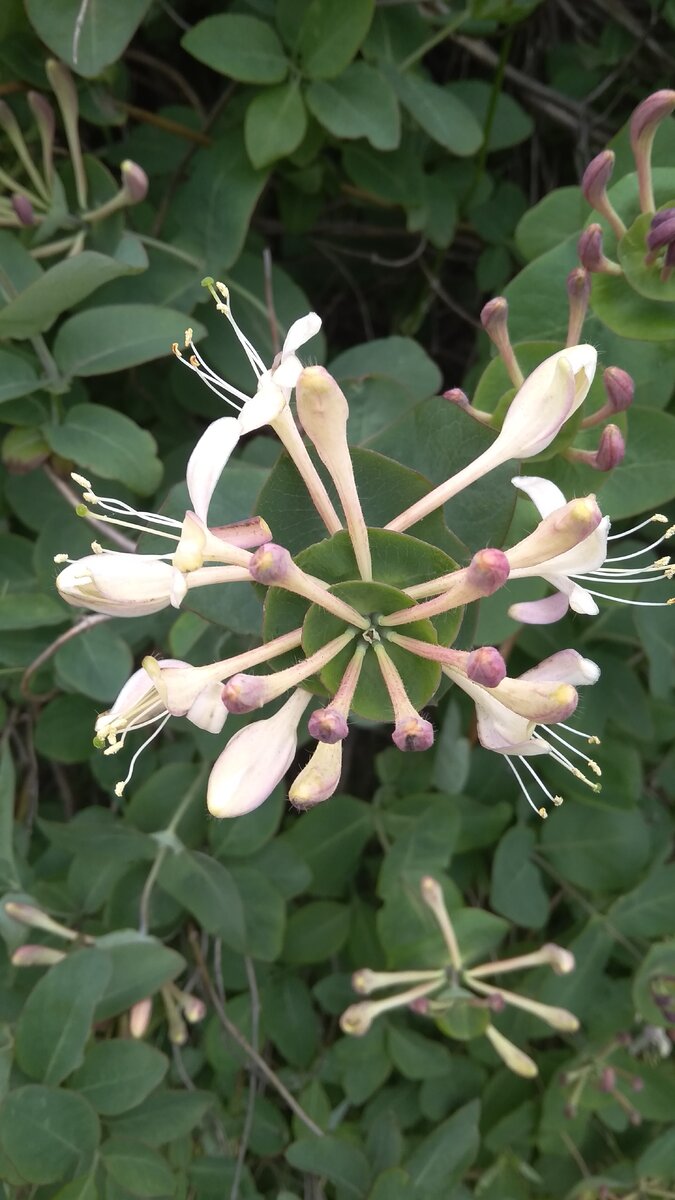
[341,877,578,1079]
[56,277,673,821]
[0,60,147,248]
[580,90,675,285]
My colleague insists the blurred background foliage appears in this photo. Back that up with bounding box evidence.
[1,0,675,1197]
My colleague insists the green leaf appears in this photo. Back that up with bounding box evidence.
[286,1135,370,1198]
[637,1127,675,1178]
[262,974,321,1068]
[0,253,140,340]
[333,1024,391,1104]
[387,1026,453,1081]
[245,80,307,168]
[94,931,185,1020]
[306,64,400,151]
[285,794,373,897]
[296,0,375,80]
[0,349,39,403]
[378,804,460,900]
[391,72,483,156]
[158,850,247,952]
[0,591,68,631]
[0,1086,100,1184]
[53,305,205,377]
[69,1040,168,1116]
[609,865,675,939]
[404,1100,480,1192]
[367,1169,416,1200]
[448,80,533,150]
[182,15,288,83]
[633,941,675,1027]
[283,901,350,964]
[583,407,675,518]
[107,1090,213,1147]
[618,210,675,302]
[228,864,286,961]
[25,0,152,75]
[329,336,441,445]
[515,187,586,261]
[490,826,549,929]
[539,800,651,892]
[15,948,112,1085]
[55,623,133,703]
[34,695,97,763]
[102,1138,175,1197]
[343,143,424,207]
[45,403,162,495]
[170,136,268,269]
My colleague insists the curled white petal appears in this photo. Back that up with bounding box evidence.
[186,415,241,523]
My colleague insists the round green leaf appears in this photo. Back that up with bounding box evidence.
[25,0,152,76]
[15,948,112,1085]
[283,901,350,964]
[245,80,307,169]
[0,349,39,404]
[55,624,133,704]
[302,580,441,719]
[391,72,483,157]
[35,695,98,764]
[0,1086,100,1184]
[296,0,375,80]
[436,1004,490,1041]
[633,942,675,1027]
[618,208,675,302]
[181,15,288,83]
[93,932,185,1021]
[53,305,206,377]
[45,403,162,495]
[69,1040,168,1116]
[306,64,400,151]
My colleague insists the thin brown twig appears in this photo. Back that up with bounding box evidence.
[230,958,260,1200]
[262,247,281,356]
[21,613,111,699]
[126,49,207,120]
[190,930,324,1139]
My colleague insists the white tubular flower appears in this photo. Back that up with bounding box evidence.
[289,739,343,809]
[56,554,187,616]
[207,689,312,818]
[387,345,597,534]
[174,286,322,522]
[508,476,674,623]
[443,650,601,818]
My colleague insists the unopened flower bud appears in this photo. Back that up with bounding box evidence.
[289,739,342,808]
[129,997,153,1038]
[392,715,434,752]
[485,992,506,1012]
[466,646,507,688]
[248,543,293,585]
[180,993,207,1023]
[582,151,615,208]
[603,366,634,413]
[578,224,622,275]
[221,674,267,714]
[11,193,35,226]
[599,1066,616,1092]
[467,548,510,596]
[340,1002,374,1036]
[630,91,675,213]
[480,297,524,388]
[12,944,67,967]
[121,160,148,204]
[409,996,430,1014]
[5,901,79,941]
[542,943,575,975]
[308,706,349,743]
[594,424,625,471]
[566,267,591,345]
[631,1075,644,1092]
[444,388,470,409]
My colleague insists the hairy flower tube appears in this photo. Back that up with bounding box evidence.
[340,876,579,1078]
[56,281,646,819]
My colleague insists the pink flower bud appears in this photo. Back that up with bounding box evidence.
[578,225,604,272]
[181,994,207,1023]
[467,646,507,688]
[129,997,153,1038]
[12,944,66,967]
[581,151,615,208]
[603,366,634,412]
[566,267,590,304]
[466,548,510,596]
[480,296,509,335]
[647,208,675,252]
[221,674,267,714]
[485,992,506,1013]
[392,716,434,752]
[443,388,470,408]
[594,424,625,471]
[11,194,35,226]
[248,543,294,585]
[630,90,675,149]
[409,996,430,1014]
[599,1066,616,1092]
[121,160,148,204]
[308,706,349,743]
[631,1075,644,1092]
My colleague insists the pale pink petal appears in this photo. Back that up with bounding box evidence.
[512,475,567,519]
[508,592,570,624]
[186,416,240,523]
[520,650,600,686]
[282,312,321,357]
[238,381,286,434]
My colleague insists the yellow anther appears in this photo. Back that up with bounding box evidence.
[171,342,181,357]
[652,514,668,523]
[185,327,193,346]
[552,796,564,807]
[587,760,602,776]
[71,472,92,489]
[588,735,601,745]
[538,807,548,819]
[53,553,68,563]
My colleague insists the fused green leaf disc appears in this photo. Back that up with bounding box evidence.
[303,579,441,720]
[618,207,675,303]
[263,529,461,720]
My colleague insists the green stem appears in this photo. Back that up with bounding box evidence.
[398,7,471,72]
[138,768,206,934]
